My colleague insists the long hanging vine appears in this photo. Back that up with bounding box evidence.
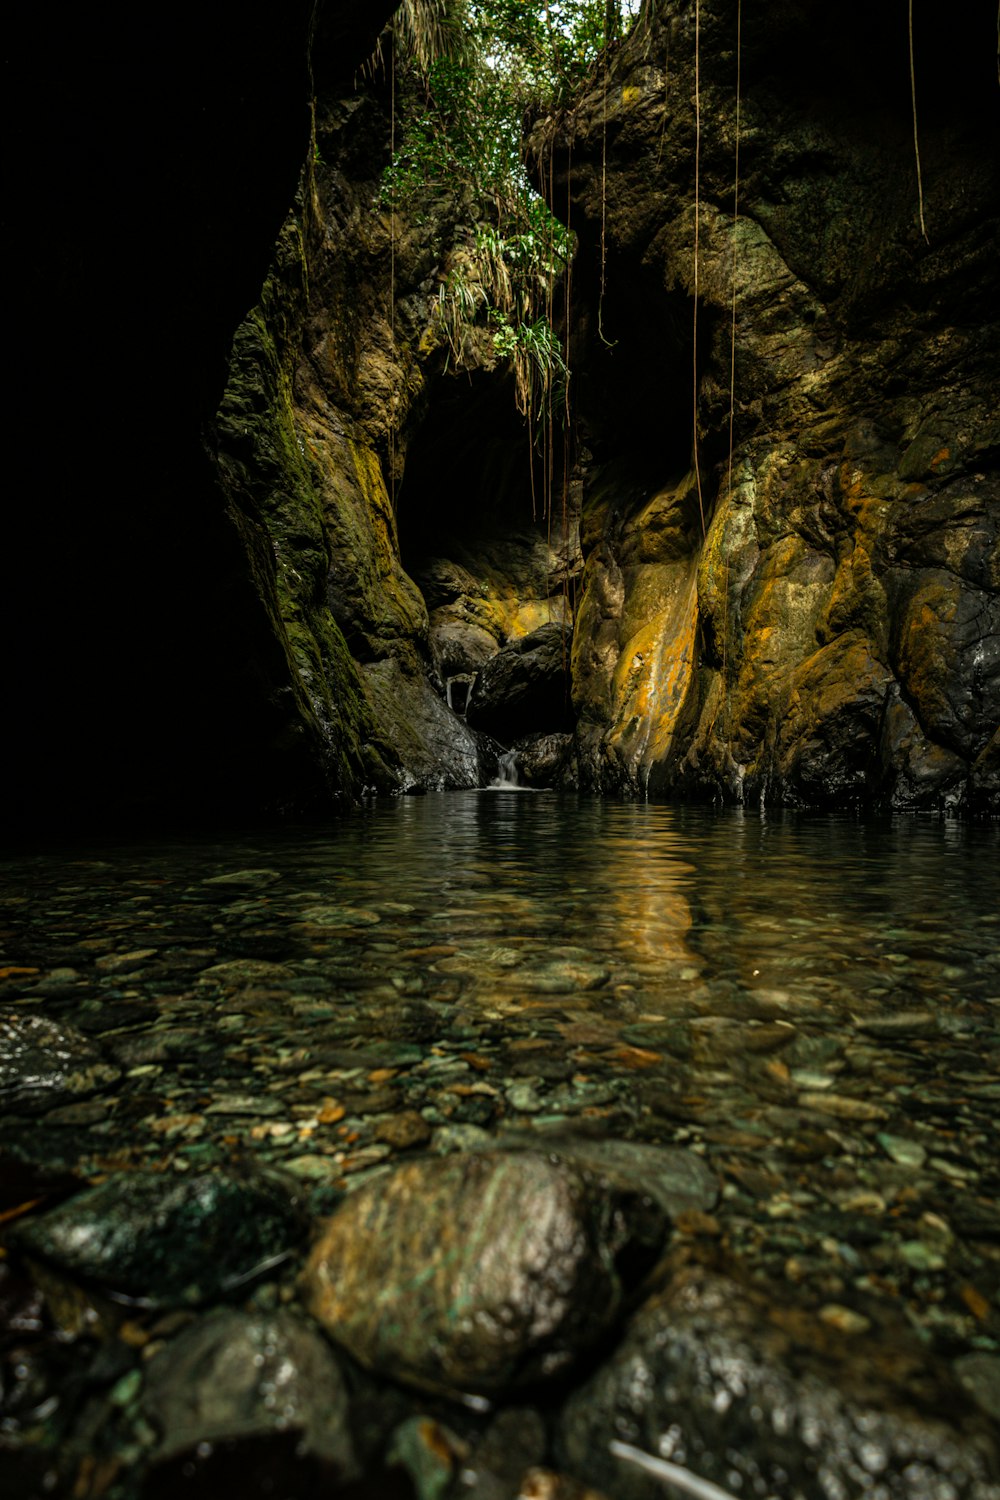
[389,28,398,506]
[908,0,930,242]
[721,0,742,753]
[378,2,646,523]
[691,0,706,538]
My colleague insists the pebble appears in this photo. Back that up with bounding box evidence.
[205,1094,285,1116]
[94,949,158,973]
[818,1303,871,1334]
[797,1092,889,1121]
[877,1133,927,1168]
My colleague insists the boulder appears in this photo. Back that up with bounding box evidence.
[301,1148,668,1396]
[12,1167,305,1307]
[511,732,576,787]
[557,1264,1000,1499]
[467,624,574,739]
[141,1308,355,1474]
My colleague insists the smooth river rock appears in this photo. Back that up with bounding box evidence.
[301,1148,669,1396]
[12,1166,306,1307]
[557,1264,1000,1500]
[141,1308,355,1473]
[0,1009,120,1116]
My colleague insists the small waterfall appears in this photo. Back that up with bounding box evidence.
[497,749,518,787]
[445,674,475,717]
[485,748,529,791]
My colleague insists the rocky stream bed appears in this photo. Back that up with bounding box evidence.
[1,797,998,1498]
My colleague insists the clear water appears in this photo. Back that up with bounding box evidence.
[2,795,998,1356]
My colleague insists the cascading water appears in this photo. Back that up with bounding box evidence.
[486,749,526,791]
[445,674,475,717]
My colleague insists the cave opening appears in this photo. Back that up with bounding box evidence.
[573,242,702,502]
[396,366,580,754]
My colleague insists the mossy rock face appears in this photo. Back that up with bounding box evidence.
[545,0,999,811]
[301,1149,669,1397]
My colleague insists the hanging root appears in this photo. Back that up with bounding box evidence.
[908,0,930,242]
[691,0,706,538]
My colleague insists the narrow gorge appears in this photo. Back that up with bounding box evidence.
[2,4,998,1499]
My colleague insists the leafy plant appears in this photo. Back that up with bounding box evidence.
[378,0,647,426]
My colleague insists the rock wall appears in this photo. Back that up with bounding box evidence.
[214,76,580,792]
[8,1,995,824]
[541,0,999,810]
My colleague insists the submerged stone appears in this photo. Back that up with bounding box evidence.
[548,1139,719,1219]
[12,1166,306,1306]
[140,1307,355,1473]
[300,1149,668,1396]
[557,1265,1000,1499]
[0,1009,120,1116]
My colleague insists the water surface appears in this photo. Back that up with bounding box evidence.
[2,796,998,1359]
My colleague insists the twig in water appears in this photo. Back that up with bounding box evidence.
[609,1441,740,1500]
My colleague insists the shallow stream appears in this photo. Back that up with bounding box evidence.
[2,796,998,1495]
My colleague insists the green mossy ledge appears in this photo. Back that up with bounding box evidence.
[212,78,574,796]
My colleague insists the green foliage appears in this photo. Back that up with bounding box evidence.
[380,1,645,421]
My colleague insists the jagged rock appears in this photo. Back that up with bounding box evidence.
[544,0,999,810]
[361,657,493,789]
[0,1010,120,1117]
[557,1265,1000,1499]
[300,1149,668,1396]
[140,1308,355,1474]
[467,624,575,739]
[12,1167,306,1307]
[512,732,576,787]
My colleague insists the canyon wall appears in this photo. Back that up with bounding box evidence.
[544,0,999,809]
[7,1,996,827]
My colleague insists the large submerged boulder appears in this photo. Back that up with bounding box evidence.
[300,1148,669,1396]
[557,1264,1000,1499]
[12,1167,306,1307]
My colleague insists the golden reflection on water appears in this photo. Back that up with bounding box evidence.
[598,833,698,971]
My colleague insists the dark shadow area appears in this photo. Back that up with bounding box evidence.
[398,370,563,566]
[3,2,394,836]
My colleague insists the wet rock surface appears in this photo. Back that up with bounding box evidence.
[558,1263,1000,1499]
[0,1011,120,1116]
[511,732,577,788]
[302,1148,668,1395]
[12,1168,306,1308]
[140,1307,354,1469]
